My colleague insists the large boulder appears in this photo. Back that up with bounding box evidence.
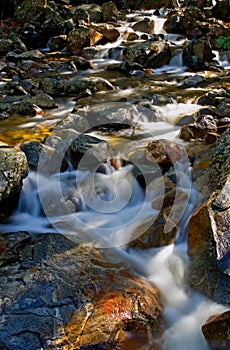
[0,144,28,215]
[64,76,115,97]
[0,232,163,349]
[187,129,230,304]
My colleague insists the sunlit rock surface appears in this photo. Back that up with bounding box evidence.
[0,232,163,350]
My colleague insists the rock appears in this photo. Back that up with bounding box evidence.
[101,1,119,22]
[24,91,58,109]
[38,76,66,97]
[123,40,172,69]
[179,115,217,142]
[197,89,230,106]
[131,18,155,34]
[6,49,45,62]
[74,101,161,132]
[216,98,230,117]
[0,144,28,215]
[48,35,67,52]
[187,129,230,303]
[202,311,230,350]
[0,232,164,349]
[130,176,186,249]
[53,113,89,134]
[72,56,93,70]
[180,74,205,88]
[64,76,114,97]
[67,26,90,54]
[183,38,214,71]
[73,4,103,23]
[72,7,90,26]
[0,39,13,55]
[90,23,120,42]
[67,134,110,170]
[146,139,187,172]
[8,101,40,116]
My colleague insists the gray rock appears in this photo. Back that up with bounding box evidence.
[64,76,114,97]
[0,144,28,214]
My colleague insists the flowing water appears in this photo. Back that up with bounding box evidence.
[1,8,229,349]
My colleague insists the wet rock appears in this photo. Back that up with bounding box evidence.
[0,232,163,349]
[179,115,217,142]
[130,177,186,249]
[53,113,89,134]
[180,74,205,88]
[187,129,230,303]
[65,76,114,97]
[0,144,28,215]
[74,101,161,132]
[202,310,230,350]
[146,139,186,172]
[101,1,119,22]
[176,114,196,126]
[67,134,110,170]
[183,38,214,71]
[21,137,69,174]
[123,40,172,69]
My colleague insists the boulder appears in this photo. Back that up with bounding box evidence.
[202,311,230,350]
[123,40,172,68]
[131,18,155,34]
[48,35,67,52]
[182,38,214,71]
[72,4,103,23]
[187,129,230,304]
[0,232,164,349]
[38,76,66,97]
[67,26,103,54]
[0,144,28,215]
[197,89,230,106]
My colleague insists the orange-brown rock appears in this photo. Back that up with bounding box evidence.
[202,310,230,350]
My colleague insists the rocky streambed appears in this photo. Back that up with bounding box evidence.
[0,1,230,349]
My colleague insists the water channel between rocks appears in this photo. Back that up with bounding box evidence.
[0,6,229,350]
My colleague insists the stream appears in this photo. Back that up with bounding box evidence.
[1,7,229,349]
